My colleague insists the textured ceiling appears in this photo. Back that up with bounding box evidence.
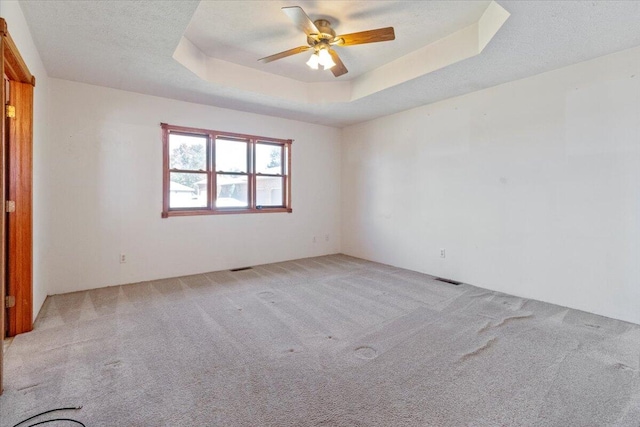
[18,0,640,128]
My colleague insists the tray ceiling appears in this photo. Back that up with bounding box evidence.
[18,1,640,127]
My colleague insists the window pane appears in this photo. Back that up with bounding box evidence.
[169,134,206,171]
[216,174,248,207]
[216,138,248,173]
[256,176,284,207]
[256,143,283,174]
[169,172,207,208]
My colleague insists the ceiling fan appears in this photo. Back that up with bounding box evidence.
[258,6,395,77]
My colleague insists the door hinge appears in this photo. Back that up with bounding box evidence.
[5,295,15,308]
[5,200,15,213]
[5,105,15,118]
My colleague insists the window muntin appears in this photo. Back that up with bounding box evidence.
[254,141,287,208]
[215,137,249,208]
[167,133,208,209]
[169,172,207,209]
[216,174,249,208]
[169,133,206,171]
[215,137,248,173]
[256,176,284,207]
[161,124,292,217]
[255,142,283,174]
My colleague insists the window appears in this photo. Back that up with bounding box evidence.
[161,123,292,217]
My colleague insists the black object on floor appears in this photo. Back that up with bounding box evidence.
[12,407,85,427]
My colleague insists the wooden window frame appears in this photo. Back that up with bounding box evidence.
[161,123,292,218]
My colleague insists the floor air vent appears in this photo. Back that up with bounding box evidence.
[435,277,462,286]
[230,267,253,272]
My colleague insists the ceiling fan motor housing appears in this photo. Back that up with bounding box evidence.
[308,19,337,47]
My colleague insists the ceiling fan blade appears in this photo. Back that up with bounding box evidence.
[329,49,348,77]
[282,6,319,36]
[258,46,311,63]
[335,27,395,46]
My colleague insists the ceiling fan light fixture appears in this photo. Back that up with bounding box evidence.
[306,52,320,69]
[318,48,335,69]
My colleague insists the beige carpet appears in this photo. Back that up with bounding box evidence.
[1,254,639,426]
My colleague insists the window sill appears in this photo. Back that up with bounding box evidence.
[161,207,292,218]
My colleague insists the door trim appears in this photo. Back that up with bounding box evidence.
[2,19,35,85]
[1,16,35,395]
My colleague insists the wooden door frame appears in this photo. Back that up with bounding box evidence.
[0,17,35,394]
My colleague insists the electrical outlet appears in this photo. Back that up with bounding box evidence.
[120,253,127,263]
[440,248,446,258]
[313,236,317,243]
[325,234,330,242]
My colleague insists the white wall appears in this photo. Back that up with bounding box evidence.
[1,1,50,321]
[45,79,341,295]
[5,0,638,326]
[342,45,640,325]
